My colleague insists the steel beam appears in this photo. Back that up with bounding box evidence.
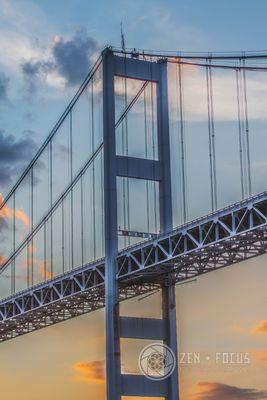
[121,375,168,397]
[116,156,161,181]
[114,55,160,81]
[120,316,165,340]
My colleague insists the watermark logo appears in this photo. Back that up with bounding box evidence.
[138,343,176,380]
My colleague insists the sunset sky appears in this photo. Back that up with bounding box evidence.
[0,1,267,399]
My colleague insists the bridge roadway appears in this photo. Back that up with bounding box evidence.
[0,190,267,342]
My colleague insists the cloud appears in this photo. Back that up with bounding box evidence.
[0,129,37,187]
[0,192,30,267]
[37,260,53,281]
[21,59,54,94]
[0,72,9,103]
[20,28,99,93]
[52,28,98,86]
[260,350,267,363]
[73,360,105,383]
[250,349,267,365]
[168,62,267,122]
[0,194,30,228]
[0,0,51,76]
[0,255,6,266]
[253,320,267,334]
[230,323,248,334]
[193,382,267,400]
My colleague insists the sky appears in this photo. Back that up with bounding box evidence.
[0,0,267,399]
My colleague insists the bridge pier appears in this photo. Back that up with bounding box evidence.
[103,48,179,399]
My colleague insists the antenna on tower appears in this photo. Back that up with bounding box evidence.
[120,21,126,51]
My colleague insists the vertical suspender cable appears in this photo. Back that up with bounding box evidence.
[239,59,248,196]
[175,64,182,221]
[91,79,96,259]
[124,56,130,245]
[143,52,150,233]
[209,61,217,209]
[12,194,15,294]
[121,58,127,246]
[236,68,245,199]
[49,140,53,277]
[100,146,104,256]
[150,57,157,232]
[206,61,217,211]
[44,220,47,280]
[126,78,130,243]
[27,234,29,288]
[81,174,84,265]
[242,58,252,196]
[206,64,214,210]
[70,109,74,269]
[30,167,33,285]
[144,80,150,233]
[61,200,65,272]
[67,113,71,269]
[27,175,30,288]
[177,62,187,222]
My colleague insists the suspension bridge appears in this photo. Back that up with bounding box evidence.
[1,47,267,399]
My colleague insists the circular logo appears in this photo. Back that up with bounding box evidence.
[138,343,176,380]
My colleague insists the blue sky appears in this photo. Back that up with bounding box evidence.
[28,0,267,51]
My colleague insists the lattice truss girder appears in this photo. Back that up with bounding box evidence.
[0,192,267,342]
[117,192,267,279]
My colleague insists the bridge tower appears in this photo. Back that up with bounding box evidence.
[103,48,179,399]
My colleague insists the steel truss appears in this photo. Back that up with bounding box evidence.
[117,191,267,281]
[0,190,267,342]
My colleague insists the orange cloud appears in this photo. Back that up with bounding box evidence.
[73,360,105,384]
[0,255,6,266]
[28,243,37,255]
[37,261,53,280]
[260,350,267,363]
[0,194,30,228]
[250,349,267,364]
[230,323,248,334]
[193,381,267,400]
[14,209,30,227]
[253,320,267,334]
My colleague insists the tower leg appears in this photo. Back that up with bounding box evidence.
[162,281,179,400]
[103,48,121,400]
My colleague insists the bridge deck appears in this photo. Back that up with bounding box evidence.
[0,190,267,342]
